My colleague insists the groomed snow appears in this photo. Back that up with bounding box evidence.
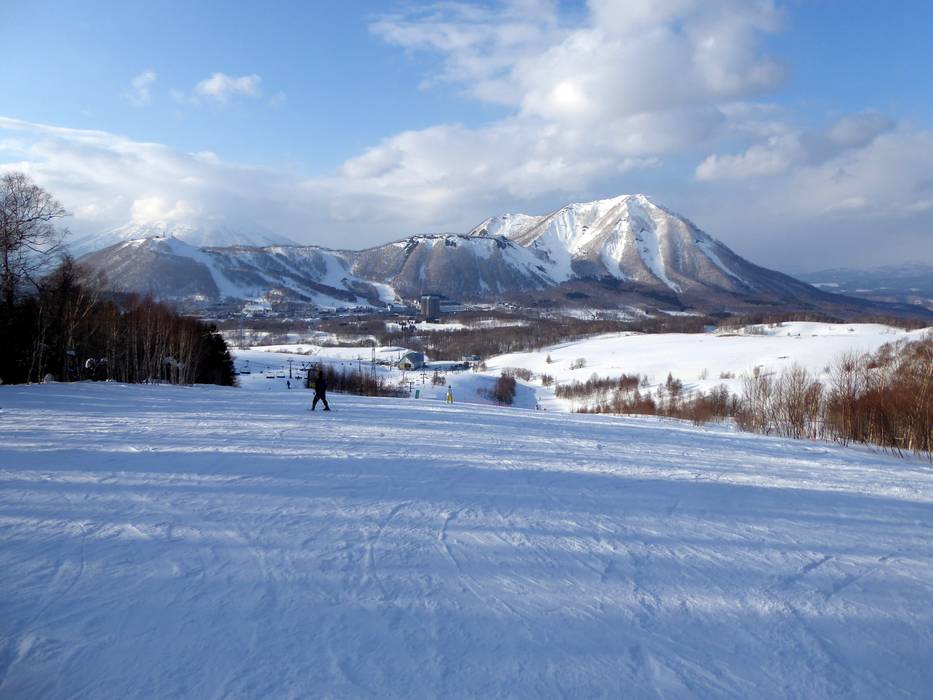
[2,381,932,698]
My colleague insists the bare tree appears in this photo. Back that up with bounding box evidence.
[0,172,69,310]
[772,365,823,439]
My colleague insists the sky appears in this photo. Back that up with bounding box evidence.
[1,0,932,272]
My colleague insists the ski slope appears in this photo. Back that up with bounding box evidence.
[2,381,932,698]
[234,345,541,409]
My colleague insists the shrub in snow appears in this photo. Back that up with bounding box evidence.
[493,373,517,405]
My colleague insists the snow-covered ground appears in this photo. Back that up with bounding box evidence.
[2,381,932,698]
[486,322,931,409]
[235,345,540,409]
[237,322,931,413]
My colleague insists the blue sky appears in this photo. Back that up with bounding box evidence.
[2,0,932,269]
[768,1,933,122]
[3,1,504,169]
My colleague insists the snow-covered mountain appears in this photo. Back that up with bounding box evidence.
[69,219,296,257]
[348,208,804,306]
[469,213,542,240]
[350,234,556,299]
[79,236,396,308]
[463,193,877,310]
[75,194,929,317]
[472,194,768,294]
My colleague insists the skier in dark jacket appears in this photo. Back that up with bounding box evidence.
[311,367,330,411]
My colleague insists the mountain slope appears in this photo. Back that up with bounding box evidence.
[79,237,395,308]
[350,234,556,299]
[469,213,542,240]
[474,194,773,294]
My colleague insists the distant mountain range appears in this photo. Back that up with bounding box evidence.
[798,264,933,311]
[76,195,932,319]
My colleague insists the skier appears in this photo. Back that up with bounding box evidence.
[446,386,454,404]
[286,379,291,390]
[311,366,330,411]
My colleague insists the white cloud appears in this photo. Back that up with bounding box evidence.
[374,0,785,119]
[193,73,262,103]
[907,197,933,213]
[0,116,296,236]
[695,112,895,181]
[773,128,933,220]
[696,134,800,180]
[328,114,667,221]
[828,112,895,148]
[370,1,563,103]
[130,196,199,224]
[684,124,933,267]
[74,203,101,220]
[355,0,787,210]
[124,70,157,107]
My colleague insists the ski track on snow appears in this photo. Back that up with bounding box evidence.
[1,382,932,698]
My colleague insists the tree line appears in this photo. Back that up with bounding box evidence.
[734,337,932,456]
[371,313,711,362]
[0,172,235,387]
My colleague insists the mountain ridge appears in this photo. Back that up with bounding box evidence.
[797,263,933,311]
[75,194,933,319]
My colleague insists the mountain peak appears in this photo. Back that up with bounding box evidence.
[469,194,669,237]
[465,193,736,292]
[565,192,655,209]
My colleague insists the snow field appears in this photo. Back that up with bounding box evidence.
[238,322,930,413]
[485,322,931,405]
[1,381,932,697]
